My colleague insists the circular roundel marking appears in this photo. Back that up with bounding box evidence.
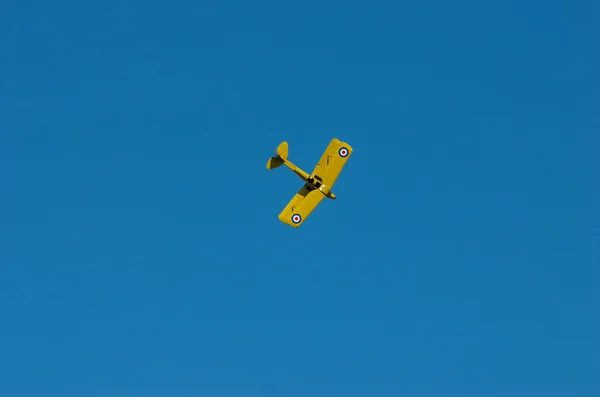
[291,213,302,224]
[338,147,349,157]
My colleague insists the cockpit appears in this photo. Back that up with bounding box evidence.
[307,175,323,189]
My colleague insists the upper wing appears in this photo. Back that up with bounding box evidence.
[278,184,325,228]
[310,138,353,188]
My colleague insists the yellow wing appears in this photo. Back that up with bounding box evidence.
[278,184,325,228]
[310,138,353,188]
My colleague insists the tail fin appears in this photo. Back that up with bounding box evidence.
[266,141,288,169]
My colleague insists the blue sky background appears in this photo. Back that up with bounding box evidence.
[1,0,598,396]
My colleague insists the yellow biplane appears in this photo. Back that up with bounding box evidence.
[266,138,353,228]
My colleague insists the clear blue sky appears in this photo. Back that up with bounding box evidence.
[1,1,598,396]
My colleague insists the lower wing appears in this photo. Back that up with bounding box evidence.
[278,184,325,228]
[310,138,353,188]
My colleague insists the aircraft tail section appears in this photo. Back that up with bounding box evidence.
[266,141,288,169]
[266,156,284,169]
[265,141,309,180]
[276,141,288,160]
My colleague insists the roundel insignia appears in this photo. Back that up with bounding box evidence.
[338,147,349,157]
[291,214,302,224]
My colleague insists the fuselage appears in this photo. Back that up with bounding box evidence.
[283,158,336,200]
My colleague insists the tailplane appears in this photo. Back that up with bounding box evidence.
[266,141,288,169]
[276,141,288,160]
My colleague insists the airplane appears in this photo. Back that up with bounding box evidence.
[266,138,353,228]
